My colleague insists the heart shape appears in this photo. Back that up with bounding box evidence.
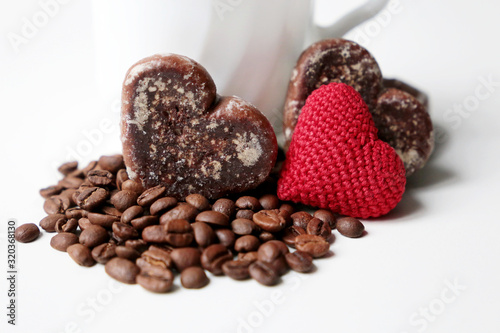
[121,54,277,199]
[277,83,406,218]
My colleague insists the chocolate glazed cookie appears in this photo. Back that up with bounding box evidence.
[121,54,278,200]
[283,39,383,148]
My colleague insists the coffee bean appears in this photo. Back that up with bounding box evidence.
[282,226,306,247]
[306,218,332,239]
[150,197,177,215]
[253,209,287,232]
[121,205,144,224]
[14,223,40,243]
[237,251,258,263]
[336,217,364,238]
[164,219,193,247]
[195,210,229,227]
[269,256,289,276]
[285,251,313,273]
[259,194,280,210]
[249,261,279,286]
[137,246,173,270]
[313,209,337,229]
[100,205,122,217]
[222,260,251,280]
[111,190,139,212]
[40,214,66,233]
[59,176,84,189]
[170,247,201,272]
[180,266,209,289]
[137,185,166,206]
[215,229,236,249]
[50,232,79,252]
[131,215,158,230]
[91,243,117,264]
[87,170,114,187]
[58,161,78,176]
[291,211,313,230]
[40,185,63,198]
[55,217,78,233]
[105,257,139,284]
[137,265,174,293]
[78,217,92,231]
[115,245,140,261]
[235,196,261,211]
[65,208,86,220]
[116,169,129,190]
[112,222,138,242]
[43,196,69,214]
[191,222,216,248]
[258,231,276,242]
[98,155,124,173]
[234,235,261,253]
[142,225,167,243]
[125,239,148,253]
[160,203,199,224]
[67,244,95,267]
[231,218,257,235]
[79,225,109,248]
[201,244,233,275]
[185,194,210,211]
[82,160,99,176]
[279,203,295,215]
[236,209,254,220]
[76,187,108,211]
[257,241,288,263]
[87,212,119,228]
[295,234,330,258]
[212,198,235,218]
[121,179,144,194]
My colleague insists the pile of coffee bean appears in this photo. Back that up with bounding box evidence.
[15,154,365,293]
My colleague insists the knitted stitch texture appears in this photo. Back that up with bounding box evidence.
[277,83,406,218]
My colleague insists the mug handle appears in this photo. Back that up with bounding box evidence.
[312,0,390,40]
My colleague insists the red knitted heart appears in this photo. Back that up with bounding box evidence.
[277,83,406,218]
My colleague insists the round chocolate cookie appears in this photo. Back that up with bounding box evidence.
[373,88,434,176]
[283,38,383,148]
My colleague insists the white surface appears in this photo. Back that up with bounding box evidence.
[1,1,500,333]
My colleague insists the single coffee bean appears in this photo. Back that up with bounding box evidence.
[121,179,144,194]
[137,265,174,293]
[257,241,287,263]
[98,154,124,173]
[55,217,78,233]
[121,205,144,224]
[65,208,85,220]
[101,205,122,217]
[307,217,332,239]
[87,212,119,228]
[222,260,251,280]
[236,209,254,220]
[201,244,233,275]
[195,210,229,227]
[282,226,306,247]
[116,169,129,190]
[253,210,287,232]
[291,211,313,230]
[279,203,295,215]
[235,196,262,211]
[14,223,40,243]
[50,232,79,252]
[40,185,63,198]
[150,197,177,215]
[249,261,279,286]
[336,217,365,238]
[43,196,69,214]
[313,209,337,229]
[180,266,209,289]
[58,161,78,176]
[137,246,173,270]
[285,251,313,273]
[259,194,280,210]
[164,219,193,247]
[212,198,235,218]
[112,222,138,242]
[78,217,92,231]
[142,225,167,243]
[76,187,108,211]
[269,256,289,276]
[237,251,258,263]
[231,218,258,235]
[91,243,117,264]
[40,214,66,233]
[79,225,109,248]
[215,229,236,249]
[82,160,99,176]
[185,194,210,211]
[137,185,166,206]
[295,234,330,258]
[160,203,199,224]
[131,215,158,230]
[87,169,114,187]
[58,176,84,189]
[191,222,216,248]
[258,231,276,242]
[125,239,148,253]
[115,245,140,261]
[234,235,261,253]
[67,244,95,267]
[170,247,201,272]
[105,257,140,284]
[111,190,139,212]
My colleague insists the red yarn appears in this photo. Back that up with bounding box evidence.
[277,83,406,218]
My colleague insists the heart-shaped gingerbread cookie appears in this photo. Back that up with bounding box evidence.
[277,83,406,218]
[121,54,277,199]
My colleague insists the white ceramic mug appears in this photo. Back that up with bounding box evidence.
[91,0,389,130]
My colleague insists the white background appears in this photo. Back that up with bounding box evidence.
[1,1,500,333]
